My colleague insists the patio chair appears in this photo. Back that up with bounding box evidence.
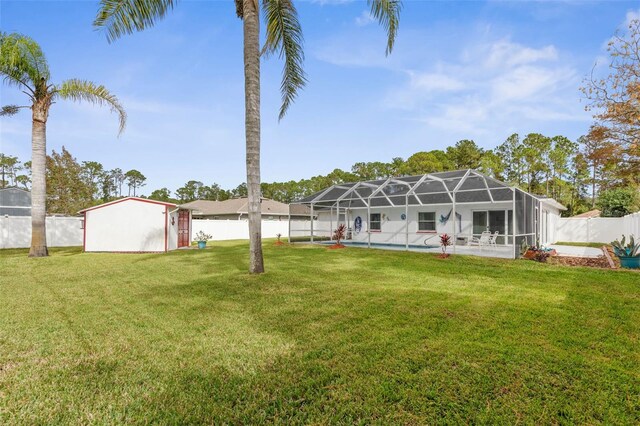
[470,231,491,247]
[489,231,499,248]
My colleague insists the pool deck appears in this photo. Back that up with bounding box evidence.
[316,241,515,259]
[549,245,604,258]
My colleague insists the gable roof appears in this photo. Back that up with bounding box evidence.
[180,197,307,216]
[78,197,177,213]
[0,187,31,207]
[571,209,601,218]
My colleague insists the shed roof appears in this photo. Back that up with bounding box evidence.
[78,197,177,213]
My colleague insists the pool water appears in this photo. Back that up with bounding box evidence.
[320,241,440,250]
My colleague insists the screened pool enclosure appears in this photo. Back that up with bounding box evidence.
[289,169,548,259]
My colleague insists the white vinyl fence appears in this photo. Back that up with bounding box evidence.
[192,219,315,241]
[4,213,637,250]
[0,216,83,249]
[555,212,640,244]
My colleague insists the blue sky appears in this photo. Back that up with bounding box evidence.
[1,1,638,194]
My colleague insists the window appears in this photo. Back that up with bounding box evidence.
[418,212,436,232]
[370,213,381,231]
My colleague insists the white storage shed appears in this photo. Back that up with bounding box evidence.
[80,197,192,253]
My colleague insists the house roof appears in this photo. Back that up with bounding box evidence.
[78,197,177,213]
[537,197,568,211]
[571,209,601,218]
[0,187,31,208]
[181,197,308,216]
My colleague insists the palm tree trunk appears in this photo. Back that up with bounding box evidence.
[29,104,49,257]
[243,0,264,273]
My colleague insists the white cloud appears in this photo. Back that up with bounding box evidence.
[381,37,589,142]
[355,11,375,27]
[491,65,575,102]
[408,71,466,92]
[484,40,558,68]
[625,8,640,26]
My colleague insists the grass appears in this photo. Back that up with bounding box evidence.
[1,241,638,424]
[555,241,611,248]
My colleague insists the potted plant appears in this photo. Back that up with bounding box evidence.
[329,224,347,249]
[611,235,640,269]
[439,233,451,258]
[522,244,556,260]
[193,231,212,249]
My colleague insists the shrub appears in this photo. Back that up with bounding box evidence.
[333,224,346,245]
[597,188,639,217]
[440,233,451,256]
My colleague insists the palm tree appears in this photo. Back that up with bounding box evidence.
[0,32,126,257]
[94,0,401,273]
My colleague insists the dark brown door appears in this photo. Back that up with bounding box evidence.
[178,210,190,247]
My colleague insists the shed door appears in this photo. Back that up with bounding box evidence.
[178,210,190,248]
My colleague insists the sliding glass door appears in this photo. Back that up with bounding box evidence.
[472,210,513,244]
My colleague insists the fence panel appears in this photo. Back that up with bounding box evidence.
[192,219,316,241]
[0,216,83,249]
[555,214,639,244]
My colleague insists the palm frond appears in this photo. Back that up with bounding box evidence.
[368,0,402,55]
[94,0,177,42]
[0,32,49,94]
[262,0,306,120]
[0,105,22,116]
[56,79,127,135]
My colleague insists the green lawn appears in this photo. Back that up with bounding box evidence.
[555,241,610,248]
[1,242,638,424]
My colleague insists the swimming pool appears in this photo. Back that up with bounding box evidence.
[319,241,440,250]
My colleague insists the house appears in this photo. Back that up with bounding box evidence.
[290,169,565,259]
[79,197,192,253]
[571,209,601,218]
[181,197,309,221]
[0,187,31,216]
[537,198,567,246]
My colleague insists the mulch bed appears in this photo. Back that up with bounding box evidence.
[327,244,346,249]
[546,245,625,270]
[274,241,286,246]
[548,255,611,269]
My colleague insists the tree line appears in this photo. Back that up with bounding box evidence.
[3,128,637,217]
[1,147,146,215]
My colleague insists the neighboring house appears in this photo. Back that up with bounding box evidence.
[0,187,31,216]
[291,169,566,258]
[79,197,192,253]
[181,197,310,221]
[571,209,601,219]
